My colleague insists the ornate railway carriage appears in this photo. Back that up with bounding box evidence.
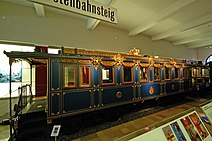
[4,47,210,121]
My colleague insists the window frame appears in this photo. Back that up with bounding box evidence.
[101,66,115,85]
[79,65,91,87]
[153,67,161,81]
[140,67,148,82]
[63,64,76,88]
[122,66,134,84]
[174,67,180,80]
[165,67,171,80]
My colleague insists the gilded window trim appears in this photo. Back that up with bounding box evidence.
[122,66,134,84]
[174,68,180,80]
[63,64,76,88]
[79,66,91,87]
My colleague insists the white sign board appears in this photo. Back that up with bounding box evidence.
[130,111,212,141]
[51,125,61,137]
[201,101,212,124]
[29,0,117,24]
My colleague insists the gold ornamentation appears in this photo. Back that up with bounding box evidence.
[164,63,173,68]
[134,60,140,69]
[91,57,102,70]
[149,58,154,67]
[114,53,124,69]
[149,86,154,95]
[101,61,115,67]
[129,47,140,56]
[62,59,77,63]
[32,59,48,64]
[140,63,150,67]
[78,60,91,64]
[122,62,134,67]
[63,48,75,54]
[174,64,182,68]
[116,91,122,98]
[153,63,161,68]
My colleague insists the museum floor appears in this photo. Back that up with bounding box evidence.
[1,97,212,141]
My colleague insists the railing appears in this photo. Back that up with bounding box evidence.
[14,84,33,116]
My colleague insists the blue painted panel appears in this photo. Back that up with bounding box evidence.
[117,66,122,83]
[141,83,161,97]
[161,69,165,81]
[161,83,165,93]
[180,69,183,79]
[93,67,99,86]
[134,68,139,82]
[149,68,153,81]
[51,93,60,115]
[171,69,175,79]
[63,90,90,112]
[166,81,180,94]
[102,86,133,105]
[51,59,60,90]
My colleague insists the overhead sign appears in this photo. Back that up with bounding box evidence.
[29,0,117,23]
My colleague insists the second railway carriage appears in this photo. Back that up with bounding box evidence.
[4,47,210,121]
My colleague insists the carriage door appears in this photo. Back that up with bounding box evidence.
[35,64,47,97]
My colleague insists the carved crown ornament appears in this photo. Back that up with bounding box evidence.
[129,47,140,56]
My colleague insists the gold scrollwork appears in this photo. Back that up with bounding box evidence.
[129,48,140,56]
[134,60,140,69]
[164,63,173,68]
[63,48,75,54]
[174,64,182,68]
[32,59,48,64]
[91,57,102,70]
[154,63,161,68]
[149,57,154,67]
[116,91,122,99]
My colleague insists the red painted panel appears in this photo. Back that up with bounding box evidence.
[35,65,47,97]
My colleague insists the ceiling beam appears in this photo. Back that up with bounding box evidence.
[152,12,212,41]
[33,3,45,17]
[187,40,212,48]
[87,0,114,30]
[172,31,212,45]
[129,0,194,36]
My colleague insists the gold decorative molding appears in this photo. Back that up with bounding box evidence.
[153,63,161,68]
[116,91,122,98]
[63,48,75,54]
[149,57,154,67]
[164,63,173,68]
[134,60,140,69]
[101,61,116,67]
[78,59,91,64]
[174,64,182,68]
[62,59,77,63]
[32,59,48,64]
[91,57,102,70]
[122,62,134,67]
[140,63,150,68]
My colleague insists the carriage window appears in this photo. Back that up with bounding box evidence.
[80,66,90,87]
[183,68,191,79]
[140,67,148,82]
[154,67,160,81]
[175,68,180,79]
[102,66,114,84]
[63,65,76,88]
[123,66,133,83]
[165,67,171,80]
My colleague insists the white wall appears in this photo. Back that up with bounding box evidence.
[197,47,212,64]
[0,1,198,60]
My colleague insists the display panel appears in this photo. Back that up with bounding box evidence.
[140,67,148,82]
[63,64,76,88]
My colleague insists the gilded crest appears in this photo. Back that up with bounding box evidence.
[114,53,124,69]
[129,47,140,56]
[91,57,102,70]
[149,86,154,95]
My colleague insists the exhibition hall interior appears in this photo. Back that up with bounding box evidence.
[0,0,212,141]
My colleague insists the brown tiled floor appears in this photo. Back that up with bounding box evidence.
[1,98,212,141]
[72,98,212,141]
